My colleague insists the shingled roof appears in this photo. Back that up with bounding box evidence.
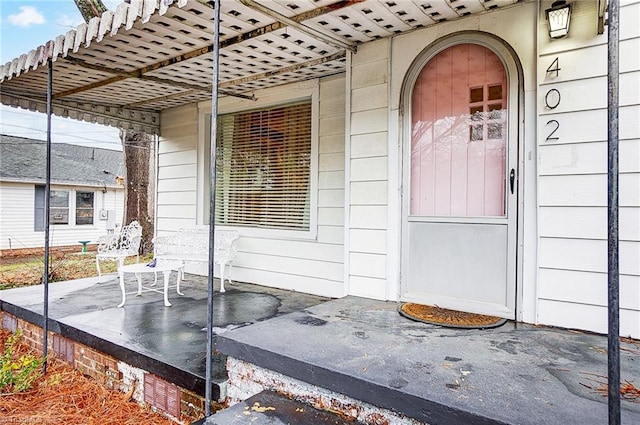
[0,134,123,188]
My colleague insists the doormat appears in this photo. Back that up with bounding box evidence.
[399,303,507,329]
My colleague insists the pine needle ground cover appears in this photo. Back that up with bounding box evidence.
[0,328,199,424]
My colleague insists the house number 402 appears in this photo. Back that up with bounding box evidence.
[545,57,561,142]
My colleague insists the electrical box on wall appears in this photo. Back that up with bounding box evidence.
[99,210,108,220]
[106,210,116,231]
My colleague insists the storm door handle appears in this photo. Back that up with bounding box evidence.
[509,169,516,194]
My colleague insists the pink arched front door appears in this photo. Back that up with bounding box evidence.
[402,43,517,319]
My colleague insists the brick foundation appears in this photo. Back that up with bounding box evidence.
[0,311,207,423]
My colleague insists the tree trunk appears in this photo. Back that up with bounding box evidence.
[122,130,155,255]
[73,0,107,23]
[74,0,155,255]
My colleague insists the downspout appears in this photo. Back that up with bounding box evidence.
[205,0,221,417]
[42,57,53,372]
[606,1,620,424]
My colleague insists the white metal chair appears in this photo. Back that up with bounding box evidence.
[214,230,240,292]
[95,220,142,282]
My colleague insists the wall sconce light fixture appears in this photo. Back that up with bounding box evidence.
[545,0,572,39]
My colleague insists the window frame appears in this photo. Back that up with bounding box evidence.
[197,83,319,240]
[75,191,95,225]
[34,185,97,231]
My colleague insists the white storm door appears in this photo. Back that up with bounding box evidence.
[402,43,517,319]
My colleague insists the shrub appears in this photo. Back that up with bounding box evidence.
[0,330,44,394]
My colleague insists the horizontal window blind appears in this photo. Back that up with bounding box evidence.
[215,101,312,230]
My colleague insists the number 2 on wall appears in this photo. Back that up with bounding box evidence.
[545,120,559,142]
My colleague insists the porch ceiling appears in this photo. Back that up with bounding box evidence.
[0,0,519,134]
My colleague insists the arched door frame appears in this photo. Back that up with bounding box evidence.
[398,31,526,319]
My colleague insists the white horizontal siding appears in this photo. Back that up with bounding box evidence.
[0,182,124,251]
[538,269,640,311]
[234,252,343,283]
[537,299,640,338]
[538,174,640,207]
[539,207,640,241]
[157,104,198,233]
[536,0,640,337]
[238,237,343,263]
[538,38,640,83]
[538,238,640,276]
[539,139,640,175]
[350,229,386,255]
[538,106,640,144]
[351,132,387,158]
[347,39,390,299]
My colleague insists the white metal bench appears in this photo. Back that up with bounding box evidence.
[153,228,239,292]
[95,221,142,283]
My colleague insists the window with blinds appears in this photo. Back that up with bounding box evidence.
[210,101,312,230]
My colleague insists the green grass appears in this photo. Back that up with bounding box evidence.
[0,253,152,290]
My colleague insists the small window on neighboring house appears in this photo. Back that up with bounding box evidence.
[205,101,313,231]
[76,192,94,225]
[50,190,69,224]
[34,185,45,231]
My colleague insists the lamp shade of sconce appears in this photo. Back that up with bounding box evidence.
[545,0,572,39]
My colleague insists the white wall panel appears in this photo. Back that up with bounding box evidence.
[350,157,387,182]
[351,132,388,158]
[349,276,387,300]
[157,150,196,167]
[319,153,344,172]
[319,115,345,137]
[350,206,387,229]
[538,238,640,276]
[156,177,196,193]
[351,84,388,112]
[349,229,386,255]
[318,189,344,208]
[318,171,344,190]
[537,299,640,338]
[538,268,640,311]
[350,181,387,205]
[318,207,344,226]
[538,106,640,144]
[351,59,389,89]
[350,252,386,279]
[156,191,196,206]
[317,225,344,245]
[539,139,640,175]
[351,108,388,135]
[234,252,343,282]
[319,134,345,154]
[539,207,640,241]
[238,237,343,263]
[539,174,640,207]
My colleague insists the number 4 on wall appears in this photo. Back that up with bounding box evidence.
[546,57,561,77]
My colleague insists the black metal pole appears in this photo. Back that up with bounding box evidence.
[606,1,620,424]
[205,0,221,417]
[42,58,53,373]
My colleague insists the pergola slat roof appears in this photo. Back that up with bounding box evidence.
[0,0,518,134]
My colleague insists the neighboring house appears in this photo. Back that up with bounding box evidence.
[0,0,638,338]
[0,135,125,256]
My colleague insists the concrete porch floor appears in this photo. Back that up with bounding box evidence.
[0,272,639,424]
[0,272,328,397]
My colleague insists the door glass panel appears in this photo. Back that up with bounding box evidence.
[410,44,507,217]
